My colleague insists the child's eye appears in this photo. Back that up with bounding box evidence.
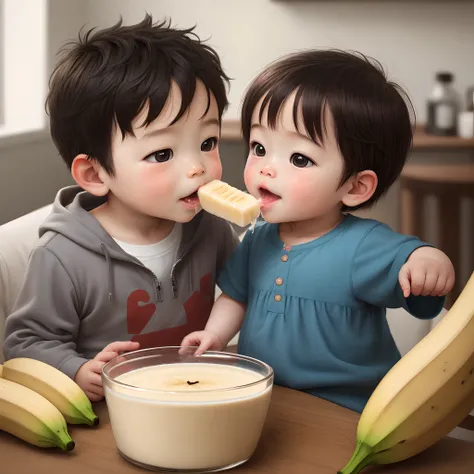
[145,149,173,163]
[290,153,314,168]
[251,141,266,157]
[201,137,218,152]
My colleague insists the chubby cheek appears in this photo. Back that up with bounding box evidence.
[285,174,314,202]
[206,149,223,180]
[285,172,339,218]
[137,166,175,199]
[282,173,329,219]
[244,157,260,195]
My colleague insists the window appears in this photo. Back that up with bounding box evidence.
[0,0,4,126]
[0,0,47,138]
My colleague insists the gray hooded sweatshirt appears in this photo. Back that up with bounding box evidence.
[3,186,239,379]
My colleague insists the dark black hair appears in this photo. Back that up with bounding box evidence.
[241,49,414,211]
[46,14,230,174]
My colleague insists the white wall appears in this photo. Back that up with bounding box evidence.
[85,0,474,122]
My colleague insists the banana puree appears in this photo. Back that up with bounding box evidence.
[105,363,272,470]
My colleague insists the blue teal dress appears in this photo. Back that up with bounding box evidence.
[217,214,445,413]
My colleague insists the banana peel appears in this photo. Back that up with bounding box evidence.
[338,272,474,473]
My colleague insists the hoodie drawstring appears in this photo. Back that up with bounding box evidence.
[100,243,113,303]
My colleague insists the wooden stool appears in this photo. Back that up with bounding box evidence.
[400,163,474,437]
[400,163,474,308]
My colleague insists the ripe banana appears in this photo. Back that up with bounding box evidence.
[2,358,99,427]
[339,271,474,474]
[0,377,74,451]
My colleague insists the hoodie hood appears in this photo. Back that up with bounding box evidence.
[39,185,206,300]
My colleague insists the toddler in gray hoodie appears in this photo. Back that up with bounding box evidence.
[3,14,239,401]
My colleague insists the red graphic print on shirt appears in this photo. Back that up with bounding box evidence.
[126,289,156,334]
[126,273,213,348]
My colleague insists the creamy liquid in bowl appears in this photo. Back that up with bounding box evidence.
[105,363,272,470]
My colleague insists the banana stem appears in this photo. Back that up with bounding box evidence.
[338,442,373,474]
[64,440,76,452]
[54,431,75,452]
[89,415,100,427]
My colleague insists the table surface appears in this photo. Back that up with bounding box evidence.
[1,385,474,474]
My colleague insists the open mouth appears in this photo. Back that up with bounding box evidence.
[180,190,200,206]
[258,187,281,206]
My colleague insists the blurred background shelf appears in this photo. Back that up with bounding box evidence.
[221,120,474,150]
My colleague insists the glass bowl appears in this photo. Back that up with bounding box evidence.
[102,346,274,472]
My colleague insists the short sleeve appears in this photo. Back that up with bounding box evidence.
[351,223,445,319]
[216,229,252,304]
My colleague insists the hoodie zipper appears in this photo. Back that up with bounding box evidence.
[152,273,163,303]
[156,213,203,299]
[100,216,200,303]
[170,258,182,298]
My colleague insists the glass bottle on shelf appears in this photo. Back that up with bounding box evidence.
[457,86,474,139]
[425,72,459,136]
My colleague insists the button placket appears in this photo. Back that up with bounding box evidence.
[269,250,291,312]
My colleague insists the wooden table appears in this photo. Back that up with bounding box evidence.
[2,386,474,474]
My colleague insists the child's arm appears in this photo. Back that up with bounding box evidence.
[398,246,454,298]
[352,222,454,318]
[3,247,89,378]
[181,224,255,355]
[181,293,246,355]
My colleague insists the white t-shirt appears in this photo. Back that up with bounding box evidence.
[113,224,182,300]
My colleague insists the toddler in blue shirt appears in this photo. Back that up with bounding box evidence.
[181,50,455,413]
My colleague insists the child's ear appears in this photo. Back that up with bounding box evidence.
[71,154,110,196]
[341,170,378,208]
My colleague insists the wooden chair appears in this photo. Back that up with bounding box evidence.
[400,163,474,308]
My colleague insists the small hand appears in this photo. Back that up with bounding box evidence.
[398,247,455,298]
[180,330,224,356]
[74,340,140,401]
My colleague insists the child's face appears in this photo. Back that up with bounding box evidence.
[244,93,349,224]
[103,80,222,223]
